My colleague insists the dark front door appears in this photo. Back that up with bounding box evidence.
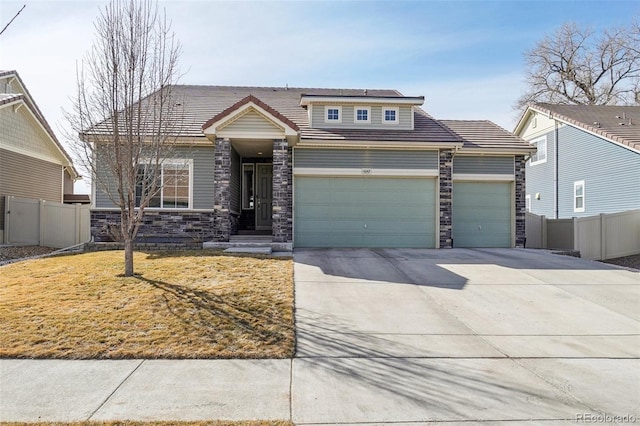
[255,163,273,230]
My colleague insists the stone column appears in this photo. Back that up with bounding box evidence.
[515,155,526,248]
[213,138,232,241]
[272,139,291,243]
[439,150,453,248]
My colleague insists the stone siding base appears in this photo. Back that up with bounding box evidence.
[91,210,216,244]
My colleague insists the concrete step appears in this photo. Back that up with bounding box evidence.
[224,247,273,255]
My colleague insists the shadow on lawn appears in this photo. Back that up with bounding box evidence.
[135,275,294,357]
[141,249,291,261]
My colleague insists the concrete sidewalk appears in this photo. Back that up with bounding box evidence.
[1,248,639,424]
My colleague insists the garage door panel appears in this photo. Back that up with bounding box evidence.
[453,182,512,248]
[295,177,436,248]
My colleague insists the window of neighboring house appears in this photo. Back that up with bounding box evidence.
[574,180,585,213]
[135,160,191,209]
[526,194,532,212]
[383,107,399,124]
[242,164,254,209]
[529,136,547,165]
[354,106,370,123]
[325,106,342,123]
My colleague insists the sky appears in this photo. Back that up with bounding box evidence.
[1,0,639,193]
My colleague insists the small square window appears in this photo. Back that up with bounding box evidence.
[325,106,341,123]
[383,107,398,124]
[354,106,370,123]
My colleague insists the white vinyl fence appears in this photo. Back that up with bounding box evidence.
[526,209,640,260]
[4,196,91,248]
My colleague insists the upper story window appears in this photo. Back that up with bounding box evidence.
[354,106,370,123]
[135,160,192,209]
[325,106,342,123]
[383,107,399,124]
[574,180,585,213]
[529,136,547,165]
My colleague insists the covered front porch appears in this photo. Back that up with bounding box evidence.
[201,95,298,246]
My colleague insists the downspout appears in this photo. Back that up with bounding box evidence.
[554,120,559,219]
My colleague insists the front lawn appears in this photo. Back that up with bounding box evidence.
[0,251,294,359]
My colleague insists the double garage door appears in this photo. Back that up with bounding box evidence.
[294,176,437,248]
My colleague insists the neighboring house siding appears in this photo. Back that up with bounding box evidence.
[294,148,438,169]
[310,105,413,130]
[525,129,556,217]
[64,172,74,195]
[94,145,215,210]
[0,104,64,163]
[0,148,63,231]
[453,156,514,174]
[556,125,640,218]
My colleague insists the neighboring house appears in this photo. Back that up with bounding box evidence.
[0,70,85,243]
[89,85,534,248]
[514,103,640,219]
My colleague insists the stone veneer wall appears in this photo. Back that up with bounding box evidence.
[91,210,215,244]
[515,155,526,248]
[213,138,232,241]
[272,139,292,243]
[439,150,453,248]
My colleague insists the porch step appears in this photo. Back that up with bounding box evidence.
[230,235,273,242]
[224,247,273,255]
[203,240,293,253]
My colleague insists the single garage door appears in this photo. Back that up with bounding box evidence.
[294,176,436,248]
[452,181,512,248]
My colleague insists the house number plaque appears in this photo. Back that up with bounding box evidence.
[361,168,372,175]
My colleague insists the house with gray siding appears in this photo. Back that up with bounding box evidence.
[514,104,640,219]
[0,70,83,243]
[89,85,534,249]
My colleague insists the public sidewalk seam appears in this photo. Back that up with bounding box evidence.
[86,359,146,421]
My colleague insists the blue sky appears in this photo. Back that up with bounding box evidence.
[1,0,639,192]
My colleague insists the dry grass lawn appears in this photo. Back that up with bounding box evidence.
[0,251,293,359]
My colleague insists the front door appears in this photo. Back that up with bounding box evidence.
[255,163,273,230]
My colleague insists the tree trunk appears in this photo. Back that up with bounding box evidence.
[124,237,134,277]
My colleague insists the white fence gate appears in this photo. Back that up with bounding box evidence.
[4,196,91,248]
[525,209,640,260]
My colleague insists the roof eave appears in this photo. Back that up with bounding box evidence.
[300,95,425,107]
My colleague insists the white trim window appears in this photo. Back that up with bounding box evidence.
[574,180,585,213]
[325,106,342,123]
[529,136,547,165]
[526,194,531,212]
[136,160,193,209]
[354,106,370,123]
[382,107,399,124]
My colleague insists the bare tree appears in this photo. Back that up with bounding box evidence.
[67,0,182,276]
[516,20,640,110]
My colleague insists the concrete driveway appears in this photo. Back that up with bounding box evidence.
[293,248,640,424]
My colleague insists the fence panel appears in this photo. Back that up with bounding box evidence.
[525,212,544,248]
[4,196,90,248]
[603,210,640,259]
[546,219,574,250]
[4,196,40,245]
[575,216,602,260]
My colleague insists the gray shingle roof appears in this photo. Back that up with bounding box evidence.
[440,120,535,153]
[532,103,640,152]
[161,85,463,144]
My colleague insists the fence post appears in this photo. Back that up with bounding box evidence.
[75,204,81,245]
[541,215,547,249]
[39,199,45,247]
[572,217,579,253]
[600,213,607,260]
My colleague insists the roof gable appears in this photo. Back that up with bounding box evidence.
[515,103,640,153]
[201,95,299,142]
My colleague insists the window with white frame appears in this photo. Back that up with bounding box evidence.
[354,106,370,123]
[529,136,547,165]
[574,180,585,212]
[383,107,399,124]
[325,106,342,123]
[526,194,531,212]
[135,160,191,209]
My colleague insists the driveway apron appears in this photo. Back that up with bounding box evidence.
[292,248,640,424]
